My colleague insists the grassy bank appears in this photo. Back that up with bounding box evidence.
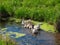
[9,18,57,33]
[0,34,18,45]
[31,20,57,33]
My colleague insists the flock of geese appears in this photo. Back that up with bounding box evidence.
[21,19,42,35]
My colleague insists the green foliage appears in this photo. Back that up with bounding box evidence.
[0,34,18,45]
[0,0,60,24]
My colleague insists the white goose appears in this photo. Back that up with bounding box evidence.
[21,19,25,25]
[34,24,40,30]
[31,24,41,34]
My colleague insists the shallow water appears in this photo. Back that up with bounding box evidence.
[0,23,59,45]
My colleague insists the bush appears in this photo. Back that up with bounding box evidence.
[0,0,60,24]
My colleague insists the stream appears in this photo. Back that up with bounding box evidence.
[0,22,60,45]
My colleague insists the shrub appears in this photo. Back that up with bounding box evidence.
[0,0,60,24]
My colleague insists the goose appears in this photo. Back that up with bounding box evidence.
[29,24,34,29]
[32,28,38,34]
[34,24,40,30]
[21,19,25,25]
[31,24,41,34]
[23,19,32,28]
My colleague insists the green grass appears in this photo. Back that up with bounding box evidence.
[0,40,4,45]
[31,20,57,33]
[9,18,21,23]
[0,35,18,45]
[0,40,17,45]
[1,28,7,31]
[41,23,56,33]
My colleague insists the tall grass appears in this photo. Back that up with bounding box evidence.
[0,0,60,24]
[0,34,18,45]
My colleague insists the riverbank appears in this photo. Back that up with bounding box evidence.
[9,18,57,33]
[31,21,57,33]
[0,19,59,45]
[0,23,56,45]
